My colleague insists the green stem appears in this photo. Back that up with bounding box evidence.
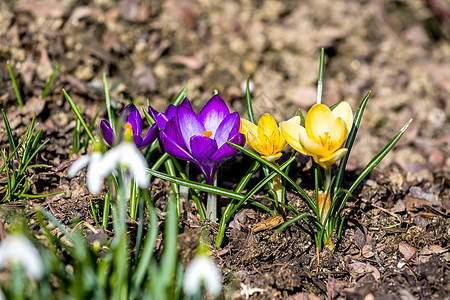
[206,176,217,222]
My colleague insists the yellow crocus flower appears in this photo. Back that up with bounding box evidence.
[240,113,287,163]
[280,102,353,172]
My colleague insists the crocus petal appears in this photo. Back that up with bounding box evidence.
[160,131,195,162]
[178,106,205,151]
[100,120,115,146]
[139,124,158,149]
[298,127,330,158]
[280,120,306,155]
[211,132,244,163]
[240,118,258,138]
[199,94,230,134]
[67,155,90,178]
[319,148,348,166]
[305,104,334,142]
[332,101,353,133]
[257,113,279,146]
[329,117,348,152]
[247,130,270,157]
[124,103,142,136]
[214,112,240,147]
[190,135,219,182]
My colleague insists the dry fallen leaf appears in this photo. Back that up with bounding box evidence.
[399,241,418,260]
[420,245,447,255]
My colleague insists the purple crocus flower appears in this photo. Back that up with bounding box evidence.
[101,103,158,149]
[148,98,192,132]
[154,94,245,185]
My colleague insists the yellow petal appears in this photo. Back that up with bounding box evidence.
[280,121,306,154]
[262,153,282,163]
[305,104,334,143]
[240,118,257,137]
[286,115,301,124]
[329,117,348,152]
[332,101,353,133]
[298,126,330,158]
[319,148,348,166]
[247,130,269,157]
[257,113,279,141]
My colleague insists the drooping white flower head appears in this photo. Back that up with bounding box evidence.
[183,255,222,297]
[95,141,149,189]
[68,151,104,194]
[0,234,44,280]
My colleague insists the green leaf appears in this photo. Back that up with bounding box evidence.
[147,169,245,201]
[337,119,412,214]
[316,48,325,105]
[103,74,116,136]
[227,142,317,213]
[41,64,59,99]
[171,85,188,106]
[245,75,256,124]
[7,60,23,108]
[333,91,371,196]
[63,89,96,142]
[275,213,310,233]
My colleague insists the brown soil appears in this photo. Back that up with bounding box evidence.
[0,0,449,299]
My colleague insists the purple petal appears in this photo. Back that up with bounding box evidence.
[211,132,245,162]
[190,135,219,184]
[177,106,205,151]
[124,103,142,136]
[214,112,240,147]
[138,123,158,149]
[160,131,195,162]
[100,120,115,146]
[199,94,230,134]
[179,97,192,109]
[164,117,186,148]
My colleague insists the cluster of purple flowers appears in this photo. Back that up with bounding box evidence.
[100,94,245,184]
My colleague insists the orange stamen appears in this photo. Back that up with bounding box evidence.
[203,130,213,138]
[125,123,134,136]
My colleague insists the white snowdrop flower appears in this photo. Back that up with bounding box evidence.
[0,234,44,280]
[183,255,222,297]
[68,151,104,194]
[96,141,149,189]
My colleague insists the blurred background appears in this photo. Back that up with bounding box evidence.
[0,0,449,175]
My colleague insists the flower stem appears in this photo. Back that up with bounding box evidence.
[206,175,217,222]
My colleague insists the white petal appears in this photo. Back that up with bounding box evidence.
[121,144,149,188]
[67,155,90,178]
[183,255,222,297]
[86,152,106,194]
[0,235,44,280]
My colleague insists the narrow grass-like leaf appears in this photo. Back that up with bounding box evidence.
[7,60,23,108]
[337,119,412,213]
[297,108,305,128]
[159,196,178,292]
[103,74,116,136]
[227,142,317,213]
[171,85,188,106]
[41,64,59,99]
[73,107,82,154]
[165,159,181,216]
[63,89,96,142]
[169,157,206,219]
[276,213,310,233]
[245,75,256,124]
[147,169,245,201]
[316,48,325,105]
[132,191,159,290]
[333,91,371,196]
[2,109,18,161]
